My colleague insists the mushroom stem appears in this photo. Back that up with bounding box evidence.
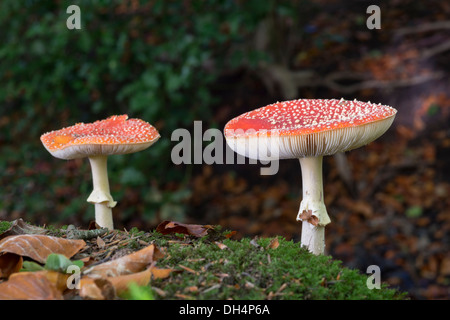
[87,155,117,230]
[94,203,114,231]
[297,156,331,255]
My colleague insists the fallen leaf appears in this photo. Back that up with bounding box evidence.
[225,231,237,239]
[156,220,213,238]
[0,235,86,264]
[151,267,175,279]
[267,238,280,250]
[83,244,163,278]
[297,210,319,226]
[214,241,229,250]
[0,253,22,278]
[39,270,70,292]
[88,221,101,230]
[109,271,151,295]
[96,236,106,249]
[79,278,116,300]
[0,272,63,300]
[0,219,47,241]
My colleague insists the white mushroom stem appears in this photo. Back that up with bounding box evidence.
[297,156,331,255]
[87,155,117,230]
[93,203,114,231]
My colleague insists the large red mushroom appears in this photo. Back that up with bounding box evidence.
[224,98,397,255]
[41,115,160,230]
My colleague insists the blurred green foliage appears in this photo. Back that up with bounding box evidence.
[0,0,315,227]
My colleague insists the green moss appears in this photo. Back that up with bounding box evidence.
[150,236,407,300]
[0,220,12,234]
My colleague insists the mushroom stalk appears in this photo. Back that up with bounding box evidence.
[297,156,331,255]
[93,203,114,231]
[87,155,117,230]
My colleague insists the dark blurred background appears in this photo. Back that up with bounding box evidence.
[0,0,449,299]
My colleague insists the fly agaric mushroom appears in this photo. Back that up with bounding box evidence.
[224,98,397,255]
[40,115,160,230]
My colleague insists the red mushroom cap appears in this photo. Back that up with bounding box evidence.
[40,115,160,160]
[224,98,397,159]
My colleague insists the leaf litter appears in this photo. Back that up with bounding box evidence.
[0,219,408,300]
[0,220,231,300]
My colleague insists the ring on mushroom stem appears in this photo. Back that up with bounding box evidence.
[224,98,397,255]
[40,115,160,230]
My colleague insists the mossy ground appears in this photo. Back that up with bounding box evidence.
[0,221,12,234]
[0,220,408,300]
[125,227,407,300]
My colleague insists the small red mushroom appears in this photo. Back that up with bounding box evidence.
[41,115,160,230]
[224,98,397,255]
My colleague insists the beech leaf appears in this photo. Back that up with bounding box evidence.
[0,272,63,300]
[298,210,319,226]
[0,219,47,241]
[83,244,163,278]
[79,265,174,300]
[79,278,116,300]
[0,235,86,264]
[267,238,280,250]
[0,253,23,278]
[156,220,213,238]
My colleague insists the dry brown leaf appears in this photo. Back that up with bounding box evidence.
[78,278,104,300]
[156,220,213,238]
[297,210,319,226]
[0,271,63,300]
[80,265,174,299]
[214,241,228,250]
[151,267,175,280]
[267,238,280,250]
[225,231,237,239]
[108,268,152,295]
[79,278,116,300]
[41,270,70,292]
[0,235,86,264]
[96,236,106,249]
[83,244,163,278]
[0,219,47,241]
[0,253,22,278]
